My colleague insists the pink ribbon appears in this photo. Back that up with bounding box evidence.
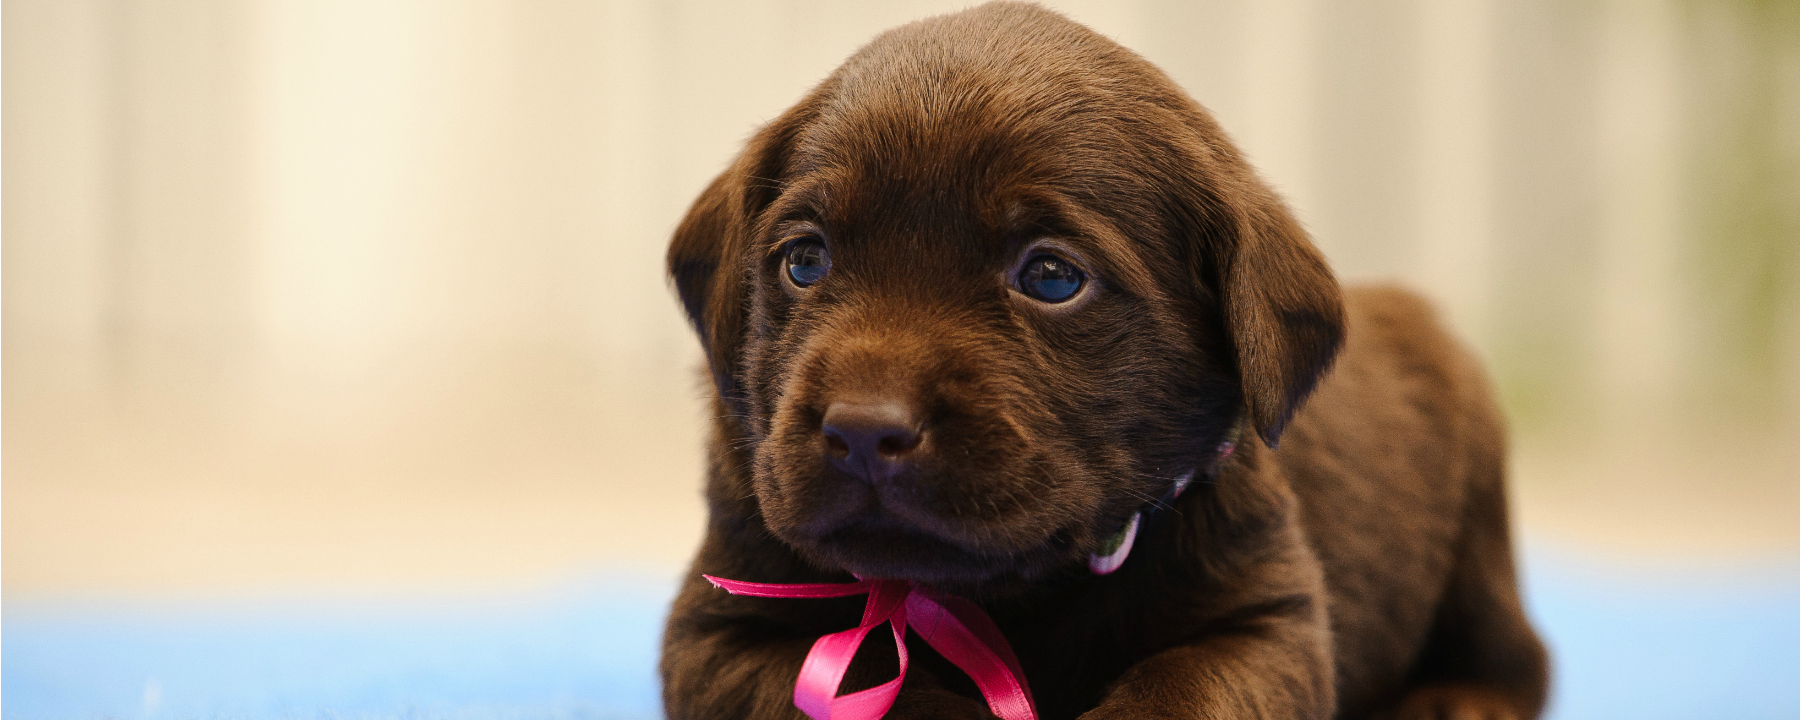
[703,575,1038,720]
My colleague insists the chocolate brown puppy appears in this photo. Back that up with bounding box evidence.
[660,3,1548,719]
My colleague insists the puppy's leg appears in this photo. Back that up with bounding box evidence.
[1384,455,1549,720]
[661,597,813,720]
[1080,536,1337,720]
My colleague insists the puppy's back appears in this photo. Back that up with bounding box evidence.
[1276,285,1546,718]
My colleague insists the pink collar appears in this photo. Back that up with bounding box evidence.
[1088,428,1239,575]
[703,575,1037,720]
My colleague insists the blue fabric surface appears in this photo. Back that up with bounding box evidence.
[5,552,1797,719]
[1523,554,1800,720]
[4,575,671,720]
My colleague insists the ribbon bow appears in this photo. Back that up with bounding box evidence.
[703,575,1037,720]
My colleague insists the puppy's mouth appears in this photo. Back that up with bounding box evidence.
[804,508,1078,590]
[754,380,1117,592]
[765,469,1081,591]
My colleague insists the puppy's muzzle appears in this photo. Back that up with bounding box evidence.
[821,399,925,484]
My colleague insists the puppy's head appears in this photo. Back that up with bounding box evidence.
[669,3,1343,594]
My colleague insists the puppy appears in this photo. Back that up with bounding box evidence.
[660,3,1548,719]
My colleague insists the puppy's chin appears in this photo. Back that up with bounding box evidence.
[805,533,1076,598]
[767,499,1091,598]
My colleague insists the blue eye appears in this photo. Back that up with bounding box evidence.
[785,238,830,287]
[1018,255,1084,302]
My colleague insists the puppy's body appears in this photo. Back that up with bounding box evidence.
[661,4,1547,719]
[1276,287,1544,719]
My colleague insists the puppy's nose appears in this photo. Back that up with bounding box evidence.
[822,401,923,483]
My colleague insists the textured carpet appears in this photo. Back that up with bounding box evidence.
[5,551,1797,720]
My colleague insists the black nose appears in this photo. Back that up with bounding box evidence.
[822,400,923,483]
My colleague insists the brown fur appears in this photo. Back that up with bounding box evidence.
[660,4,1548,719]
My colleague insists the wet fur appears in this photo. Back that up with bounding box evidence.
[660,4,1548,719]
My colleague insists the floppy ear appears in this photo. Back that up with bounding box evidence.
[668,169,748,400]
[666,111,805,400]
[1213,182,1346,448]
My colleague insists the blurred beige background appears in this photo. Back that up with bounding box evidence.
[5,0,1797,602]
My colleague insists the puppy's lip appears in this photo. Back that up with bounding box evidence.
[796,508,1097,595]
[816,510,975,557]
[849,482,1061,556]
[806,512,1058,586]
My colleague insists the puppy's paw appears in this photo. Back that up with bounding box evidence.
[1383,684,1530,720]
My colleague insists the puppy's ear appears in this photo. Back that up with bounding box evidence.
[1210,180,1346,448]
[666,111,805,399]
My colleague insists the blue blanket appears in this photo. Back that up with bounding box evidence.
[6,552,1797,720]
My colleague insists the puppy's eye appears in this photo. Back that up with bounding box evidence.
[1018,255,1084,303]
[784,238,830,287]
